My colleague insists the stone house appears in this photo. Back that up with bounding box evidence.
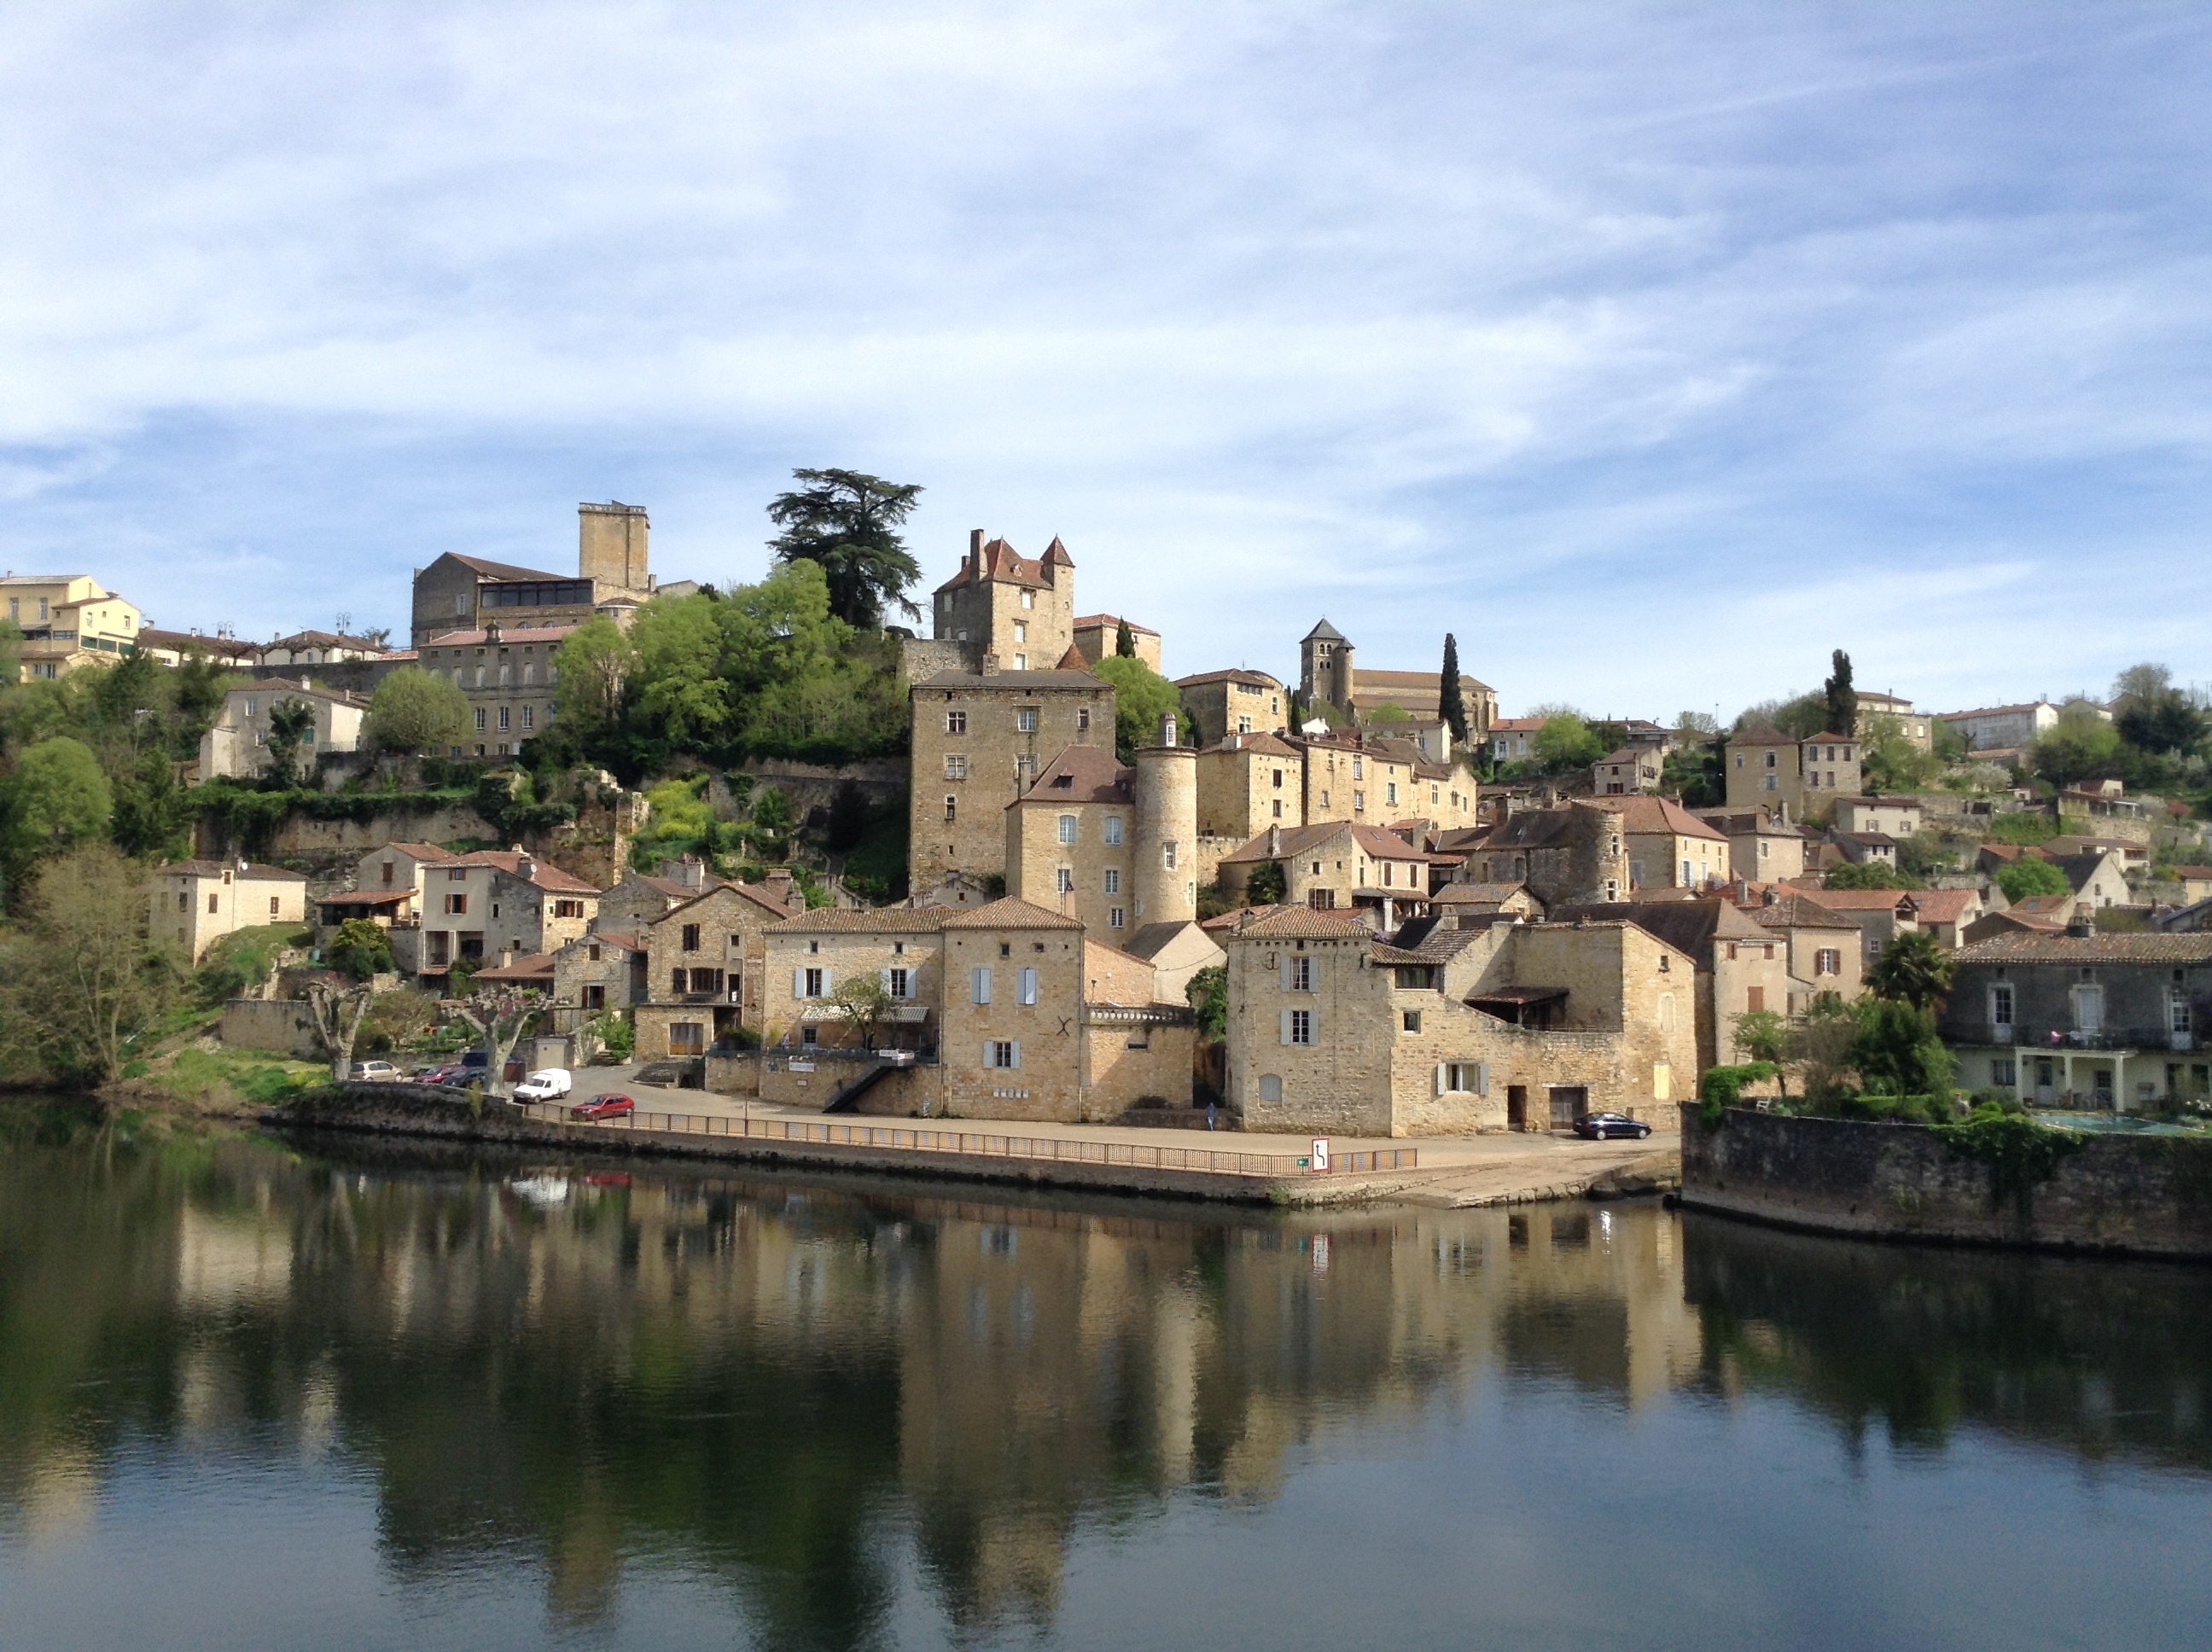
[908,665,1115,892]
[1853,691,1933,750]
[1220,908,1698,1137]
[1071,613,1161,673]
[1699,809,1807,884]
[1464,801,1629,909]
[1296,734,1418,829]
[1433,881,1543,922]
[198,679,370,780]
[312,886,417,944]
[2046,835,2151,873]
[1175,669,1288,746]
[927,531,1078,673]
[354,841,455,899]
[1553,899,1791,1077]
[1800,887,1920,963]
[1194,732,1304,841]
[1116,920,1226,1004]
[594,860,722,937]
[415,623,571,758]
[259,630,392,667]
[1215,821,1434,924]
[1907,887,1985,948]
[3,573,145,680]
[1488,717,1543,763]
[1724,727,1860,819]
[1592,747,1662,794]
[548,931,648,1031]
[1941,700,2060,753]
[631,875,809,1059]
[408,502,654,647]
[1833,831,1900,869]
[1832,795,1924,839]
[1938,922,2212,1109]
[415,851,599,985]
[2051,848,2132,910]
[152,860,311,961]
[1592,794,1732,892]
[1743,892,1865,1013]
[1002,732,1200,939]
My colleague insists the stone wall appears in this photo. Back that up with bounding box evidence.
[222,998,321,1058]
[1679,1104,2212,1258]
[1084,1009,1197,1113]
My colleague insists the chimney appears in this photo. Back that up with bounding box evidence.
[517,855,536,882]
[1268,823,1282,858]
[1159,712,1177,747]
[2066,903,2095,939]
[765,867,800,913]
[981,654,1000,676]
[969,528,984,567]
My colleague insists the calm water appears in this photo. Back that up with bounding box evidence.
[3,1103,2209,1651]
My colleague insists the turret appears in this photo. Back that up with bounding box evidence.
[1132,713,1198,924]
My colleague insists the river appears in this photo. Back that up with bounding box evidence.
[2,1101,2208,1650]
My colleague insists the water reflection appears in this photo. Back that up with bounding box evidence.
[2,1103,2209,1649]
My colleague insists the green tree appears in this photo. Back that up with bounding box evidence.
[1185,964,1226,1038]
[360,986,439,1053]
[0,845,178,1084]
[1115,617,1137,658]
[1245,861,1288,905]
[1996,856,2071,902]
[1737,691,1828,740]
[1850,995,1955,1097]
[1824,862,1922,891]
[830,974,896,1050]
[328,916,398,980]
[265,699,317,787]
[1532,713,1604,773]
[1674,710,1720,737]
[628,594,733,747]
[0,618,22,688]
[2026,703,2123,789]
[1861,715,1941,793]
[765,468,925,628]
[3,736,114,887]
[1867,928,1956,1010]
[1440,634,1470,746]
[550,615,636,750]
[306,978,376,1083]
[2110,663,2208,758]
[1092,654,1184,759]
[362,666,471,755]
[109,749,193,860]
[1366,701,1412,724]
[1824,649,1856,739]
[1732,1008,1792,1099]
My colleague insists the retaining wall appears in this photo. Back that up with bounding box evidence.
[1679,1103,2212,1258]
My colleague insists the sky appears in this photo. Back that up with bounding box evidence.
[3,1,2209,718]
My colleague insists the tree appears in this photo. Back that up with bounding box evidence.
[1850,995,1955,1097]
[550,616,636,750]
[1115,618,1137,658]
[1737,691,1828,741]
[449,987,544,1098]
[830,974,895,1051]
[1532,713,1604,773]
[1732,1008,1792,1099]
[328,916,397,980]
[748,787,795,859]
[1861,715,1941,794]
[1996,856,2071,902]
[765,468,925,628]
[1674,710,1720,738]
[1366,701,1412,724]
[1092,654,1184,759]
[0,618,22,689]
[1824,649,1857,739]
[2115,682,2209,756]
[2111,662,2172,706]
[360,986,439,1054]
[265,699,317,787]
[2026,705,2123,789]
[1439,635,1470,746]
[1824,862,1922,891]
[1246,861,1289,905]
[1867,928,1956,1011]
[306,977,377,1083]
[362,666,470,755]
[2,736,114,894]
[0,846,178,1085]
[1787,994,1861,1105]
[628,594,733,747]
[1185,964,1226,1038]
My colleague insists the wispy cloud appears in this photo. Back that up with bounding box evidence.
[0,1,2207,712]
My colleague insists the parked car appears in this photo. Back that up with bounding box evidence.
[572,1094,636,1122]
[349,1060,401,1083]
[1572,1112,1652,1141]
[512,1068,573,1102]
[418,1062,470,1085]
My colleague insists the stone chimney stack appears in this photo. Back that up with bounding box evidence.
[2066,903,2095,939]
[1268,823,1282,858]
[969,528,984,571]
[765,867,802,913]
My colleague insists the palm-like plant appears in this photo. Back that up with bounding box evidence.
[1868,928,1955,1010]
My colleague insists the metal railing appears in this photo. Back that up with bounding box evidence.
[505,1102,1418,1179]
[1991,1026,2199,1052]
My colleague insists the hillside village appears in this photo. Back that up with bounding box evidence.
[3,479,2209,1127]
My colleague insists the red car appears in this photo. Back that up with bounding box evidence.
[572,1094,636,1122]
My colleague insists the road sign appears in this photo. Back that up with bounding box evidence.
[1311,1137,1330,1172]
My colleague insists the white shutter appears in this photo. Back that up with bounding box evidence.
[974,966,991,1004]
[822,967,834,994]
[1280,1009,1292,1045]
[793,968,806,998]
[1280,959,1292,992]
[1020,967,1038,1004]
[1435,1063,1447,1096]
[1475,1062,1490,1096]
[881,968,892,992]
[1010,1040,1022,1069]
[982,1041,995,1068]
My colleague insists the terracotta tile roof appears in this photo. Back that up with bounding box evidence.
[771,907,952,934]
[1073,613,1159,636]
[1434,881,1527,904]
[160,859,306,881]
[1216,821,1425,866]
[660,879,799,923]
[379,841,456,862]
[1225,908,1373,940]
[938,895,1086,929]
[1175,668,1282,689]
[1021,743,1132,805]
[473,952,556,981]
[1352,666,1496,694]
[1591,794,1728,841]
[1909,888,1979,925]
[1206,730,1301,759]
[317,889,414,908]
[443,851,599,893]
[1200,904,1289,934]
[1801,887,1918,913]
[911,668,1105,689]
[1955,932,2212,966]
[931,536,1063,595]
[2169,865,2212,881]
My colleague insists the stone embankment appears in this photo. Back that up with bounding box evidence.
[1679,1103,2212,1259]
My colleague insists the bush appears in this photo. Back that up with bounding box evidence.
[1984,811,2058,846]
[1996,856,2071,901]
[1699,1062,1778,1123]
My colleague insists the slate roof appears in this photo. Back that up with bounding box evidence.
[1954,932,2212,966]
[1020,744,1133,805]
[1073,613,1159,636]
[418,625,579,647]
[161,859,305,881]
[1748,895,1861,933]
[1551,898,1765,961]
[1301,618,1347,643]
[443,551,570,582]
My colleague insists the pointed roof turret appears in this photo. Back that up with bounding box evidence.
[1056,643,1088,670]
[1041,535,1074,566]
[1302,618,1347,643]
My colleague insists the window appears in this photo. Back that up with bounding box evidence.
[2073,984,2104,1033]
[552,899,583,919]
[1765,751,1777,768]
[1353,757,1364,780]
[800,1025,818,1047]
[1103,817,1123,846]
[474,707,487,732]
[588,945,601,962]
[1289,957,1313,992]
[1016,708,1038,732]
[1272,799,1284,818]
[521,706,534,730]
[583,984,605,1010]
[1238,716,1253,734]
[1109,907,1125,928]
[1014,621,1027,643]
[1990,983,2015,1028]
[946,710,967,735]
[498,665,511,687]
[1682,859,1693,885]
[207,893,219,914]
[946,754,967,779]
[986,1039,1019,1068]
[1386,782,1398,806]
[1057,814,1078,844]
[1284,1009,1313,1044]
[888,968,910,998]
[1022,589,1034,609]
[944,794,958,823]
[1103,869,1120,894]
[1747,986,1765,1013]
[1309,888,1336,910]
[972,967,992,1004]
[681,923,700,951]
[2174,988,2193,1036]
[1437,1062,1485,1095]
[1991,1057,2017,1087]
[498,706,510,731]
[1259,1073,1283,1102]
[1762,775,1777,793]
[1353,791,1365,812]
[1077,707,1091,732]
[1018,967,1039,1005]
[1402,1009,1422,1032]
[670,1022,705,1056]
[802,967,825,998]
[1162,841,1179,870]
[444,893,468,915]
[1056,867,1074,894]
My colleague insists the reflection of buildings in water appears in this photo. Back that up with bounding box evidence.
[9,1443,99,1549]
[176,1202,293,1311]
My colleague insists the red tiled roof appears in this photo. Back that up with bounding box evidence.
[442,851,598,893]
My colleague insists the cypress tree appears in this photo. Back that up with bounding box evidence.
[1439,634,1470,745]
[1824,649,1857,739]
[1115,617,1136,658]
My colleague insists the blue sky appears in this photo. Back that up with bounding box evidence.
[3,2,2209,717]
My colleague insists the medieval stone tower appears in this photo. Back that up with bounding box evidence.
[579,501,650,593]
[1299,619,1354,718]
[1132,713,1199,924]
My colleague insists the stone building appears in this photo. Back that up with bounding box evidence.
[630,875,809,1060]
[414,623,570,757]
[1724,726,1861,819]
[1591,794,1732,893]
[1462,801,1629,909]
[1194,732,1303,842]
[1176,669,1288,746]
[1003,733,1199,937]
[409,501,656,647]
[923,531,1078,674]
[1739,892,1864,1011]
[1220,908,1697,1137]
[1294,619,1498,737]
[198,679,370,780]
[1295,733,1476,835]
[908,666,1116,892]
[1698,809,1807,885]
[1593,747,1662,794]
[4,573,147,680]
[1939,922,2211,1109]
[152,860,310,961]
[1215,821,1435,924]
[1853,690,1933,751]
[547,931,648,1030]
[594,860,722,938]
[414,850,599,986]
[1552,899,1790,1077]
[1072,614,1162,673]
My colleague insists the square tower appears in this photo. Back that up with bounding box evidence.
[932,531,1076,672]
[579,501,650,594]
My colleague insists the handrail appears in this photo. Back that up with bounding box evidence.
[506,1102,1418,1178]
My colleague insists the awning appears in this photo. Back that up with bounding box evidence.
[1467,986,1569,1008]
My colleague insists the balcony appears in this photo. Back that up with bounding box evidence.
[1982,1023,2200,1053]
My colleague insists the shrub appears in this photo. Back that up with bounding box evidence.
[1698,1062,1778,1123]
